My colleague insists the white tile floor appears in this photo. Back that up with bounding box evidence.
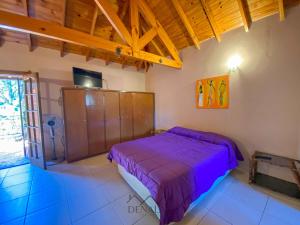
[0,154,300,225]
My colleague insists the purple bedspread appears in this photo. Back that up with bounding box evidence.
[108,127,243,225]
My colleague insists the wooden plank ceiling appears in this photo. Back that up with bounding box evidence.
[0,0,299,71]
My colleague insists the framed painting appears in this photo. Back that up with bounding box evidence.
[195,75,229,109]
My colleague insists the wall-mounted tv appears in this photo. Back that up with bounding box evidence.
[73,67,102,88]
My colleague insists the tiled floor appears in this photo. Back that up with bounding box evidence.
[0,154,300,225]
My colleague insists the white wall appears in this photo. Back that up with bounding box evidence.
[0,43,145,160]
[0,42,145,91]
[146,6,300,181]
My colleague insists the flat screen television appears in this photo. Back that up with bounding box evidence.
[73,67,102,88]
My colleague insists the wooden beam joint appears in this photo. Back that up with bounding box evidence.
[0,10,180,68]
[138,27,157,50]
[95,0,133,46]
[137,0,182,65]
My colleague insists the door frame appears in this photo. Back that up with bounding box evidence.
[0,70,46,169]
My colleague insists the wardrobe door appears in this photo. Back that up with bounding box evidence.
[63,89,88,162]
[86,90,106,155]
[120,92,133,142]
[133,93,154,139]
[104,91,120,150]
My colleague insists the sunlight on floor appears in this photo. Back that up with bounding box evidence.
[0,139,28,170]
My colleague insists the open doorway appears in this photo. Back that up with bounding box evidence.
[0,71,46,170]
[0,78,28,169]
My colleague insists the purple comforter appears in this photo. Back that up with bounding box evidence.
[108,127,243,225]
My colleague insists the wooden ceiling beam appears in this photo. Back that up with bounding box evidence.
[150,39,165,57]
[0,29,4,47]
[94,0,132,45]
[86,7,99,62]
[278,0,285,21]
[130,0,139,51]
[138,27,157,50]
[200,0,221,42]
[60,0,67,57]
[22,0,33,51]
[171,0,200,49]
[140,21,165,57]
[106,1,129,66]
[137,0,182,65]
[0,10,181,68]
[237,0,251,32]
[109,1,129,41]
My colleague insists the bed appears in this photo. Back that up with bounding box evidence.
[108,127,243,225]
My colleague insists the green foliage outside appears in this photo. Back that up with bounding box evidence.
[0,79,23,140]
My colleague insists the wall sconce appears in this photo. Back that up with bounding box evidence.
[227,54,243,72]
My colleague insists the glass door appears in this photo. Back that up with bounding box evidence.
[23,72,46,169]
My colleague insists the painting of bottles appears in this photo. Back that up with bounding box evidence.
[196,75,229,109]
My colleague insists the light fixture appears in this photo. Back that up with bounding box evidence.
[227,54,243,71]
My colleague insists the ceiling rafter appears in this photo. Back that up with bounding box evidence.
[1,0,300,69]
[199,0,221,42]
[171,0,200,49]
[130,0,139,51]
[109,1,129,43]
[278,0,285,21]
[86,7,99,62]
[137,0,182,64]
[131,0,146,72]
[130,0,144,70]
[60,0,67,57]
[0,10,181,68]
[139,23,159,72]
[94,0,133,45]
[21,0,33,51]
[106,1,129,66]
[139,14,165,57]
[237,0,251,32]
[94,0,181,67]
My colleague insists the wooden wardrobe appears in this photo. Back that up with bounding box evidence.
[62,87,154,162]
